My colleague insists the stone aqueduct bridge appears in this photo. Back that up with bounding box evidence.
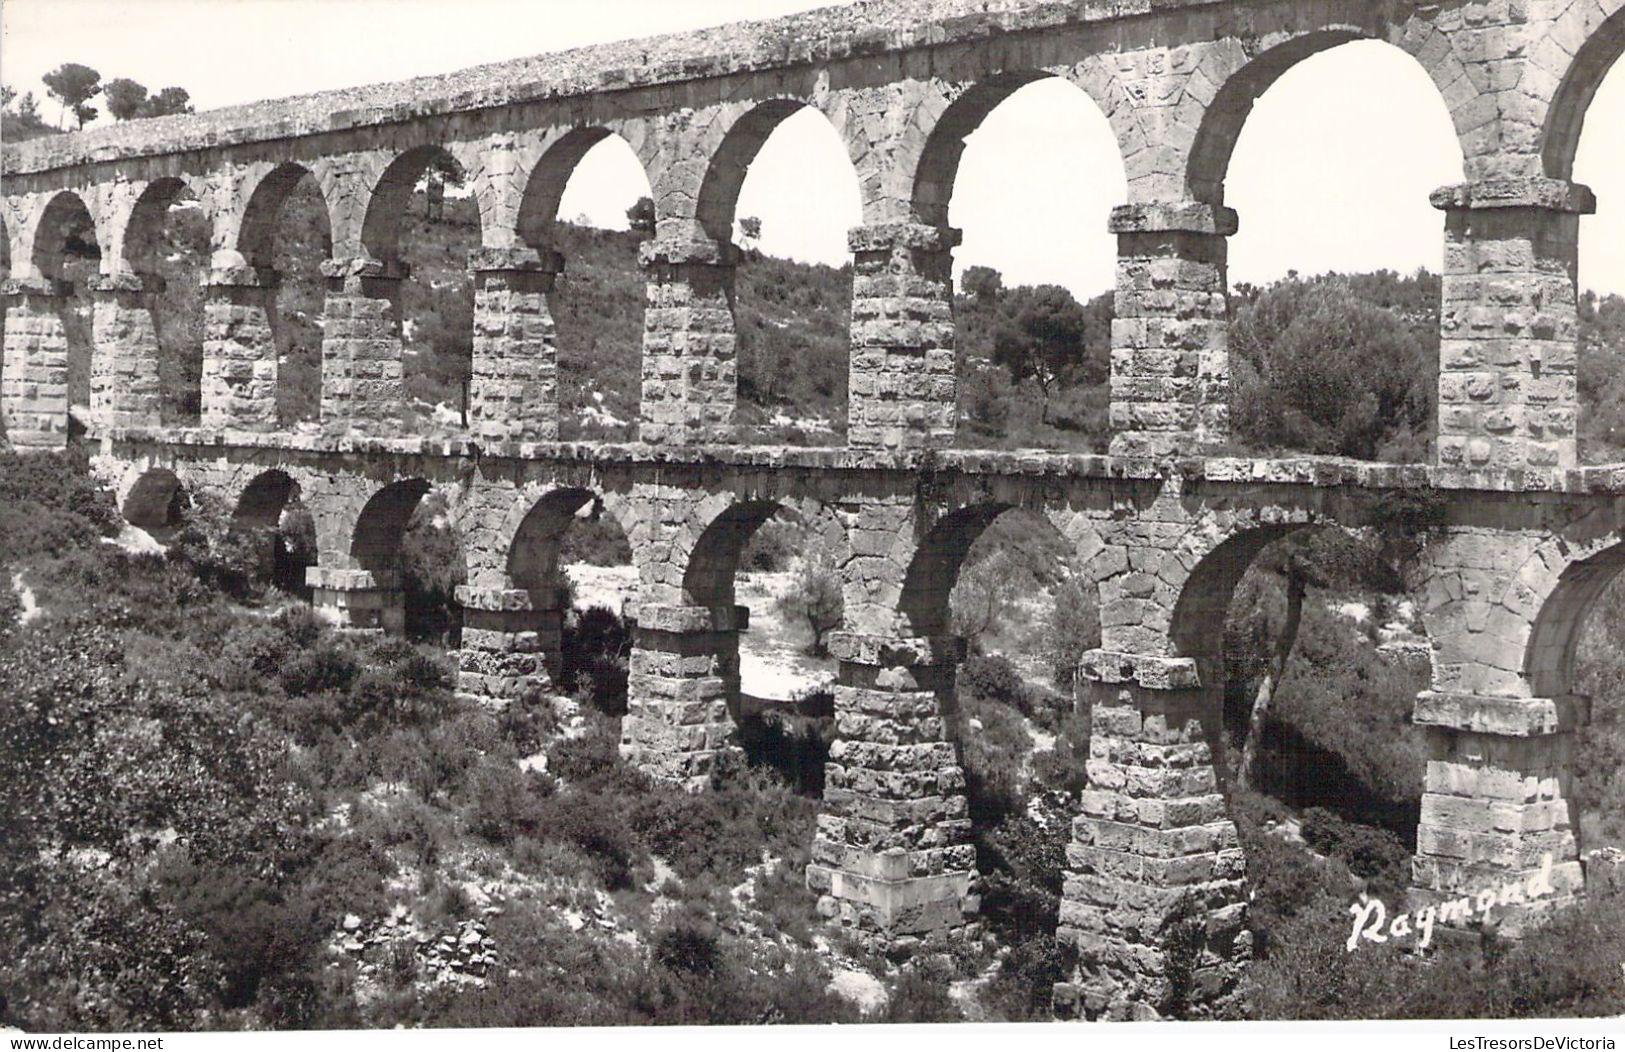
[4,0,1625,1020]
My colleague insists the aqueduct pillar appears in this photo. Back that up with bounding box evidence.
[1410,530,1589,925]
[0,278,72,449]
[1107,202,1235,459]
[88,272,163,430]
[469,247,563,443]
[808,630,977,948]
[1053,651,1249,1021]
[638,237,738,445]
[201,267,280,430]
[321,256,405,435]
[1433,179,1593,472]
[846,223,959,450]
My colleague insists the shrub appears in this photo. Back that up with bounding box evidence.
[959,654,1025,707]
[533,790,643,890]
[279,640,361,697]
[652,905,721,975]
[561,606,630,716]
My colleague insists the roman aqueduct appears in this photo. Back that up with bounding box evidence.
[4,0,1625,1020]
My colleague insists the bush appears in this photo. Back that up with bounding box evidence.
[561,606,630,716]
[959,654,1025,707]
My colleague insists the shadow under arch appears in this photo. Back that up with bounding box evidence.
[360,144,474,264]
[231,468,315,595]
[501,485,637,700]
[31,191,99,439]
[516,128,653,442]
[239,162,333,269]
[121,466,187,534]
[351,478,432,580]
[235,162,333,427]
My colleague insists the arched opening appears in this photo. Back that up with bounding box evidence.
[1213,38,1464,462]
[677,499,846,791]
[507,487,636,716]
[362,145,480,433]
[121,467,186,536]
[894,501,1100,970]
[1567,15,1625,462]
[717,103,860,445]
[231,469,316,598]
[921,75,1124,452]
[32,191,100,439]
[350,479,464,643]
[523,130,653,441]
[239,163,331,427]
[1526,546,1625,852]
[1166,521,1430,949]
[125,178,208,424]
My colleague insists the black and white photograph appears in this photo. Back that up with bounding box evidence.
[1,0,1623,1042]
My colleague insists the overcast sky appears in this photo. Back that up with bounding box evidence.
[4,0,1622,297]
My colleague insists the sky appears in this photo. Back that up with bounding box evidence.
[3,0,1623,297]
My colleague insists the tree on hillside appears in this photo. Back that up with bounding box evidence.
[775,545,844,656]
[962,265,1003,303]
[739,216,762,249]
[42,63,101,128]
[142,86,192,117]
[626,197,656,236]
[992,284,1090,424]
[1229,276,1434,462]
[104,77,149,120]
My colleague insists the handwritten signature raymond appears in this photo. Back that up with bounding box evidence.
[1347,854,1558,952]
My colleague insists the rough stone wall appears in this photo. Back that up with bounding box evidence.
[0,289,71,450]
[201,271,280,431]
[321,261,405,435]
[88,276,163,431]
[1433,180,1591,472]
[469,248,561,444]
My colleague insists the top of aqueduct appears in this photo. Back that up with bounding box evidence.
[3,0,1205,174]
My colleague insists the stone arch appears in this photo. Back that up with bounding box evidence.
[515,127,652,250]
[122,177,208,424]
[31,190,99,283]
[1185,30,1469,206]
[237,162,335,268]
[487,481,641,587]
[508,486,612,601]
[1521,531,1625,697]
[232,467,302,532]
[360,144,476,264]
[350,477,433,578]
[121,466,186,532]
[909,71,1067,229]
[680,495,851,610]
[896,500,1083,641]
[693,98,845,244]
[898,502,1014,637]
[122,178,191,275]
[1542,1,1625,180]
[1168,522,1309,693]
